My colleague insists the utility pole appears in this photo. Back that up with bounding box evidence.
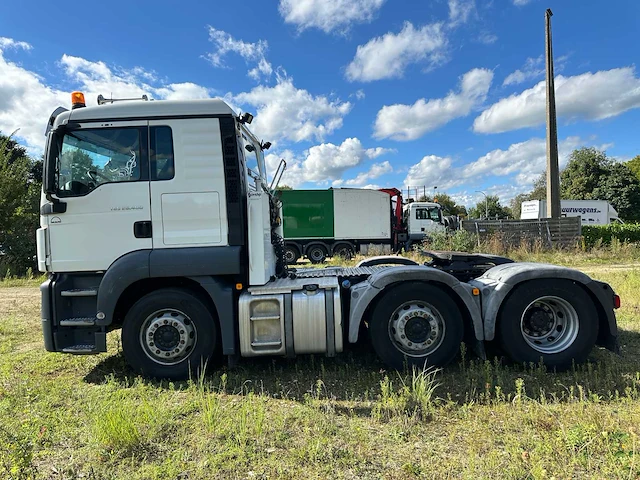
[545,8,561,218]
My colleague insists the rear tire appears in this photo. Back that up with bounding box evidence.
[497,279,598,370]
[307,244,327,264]
[122,288,218,380]
[334,244,354,260]
[284,245,300,264]
[368,282,464,370]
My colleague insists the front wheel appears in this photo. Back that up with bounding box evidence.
[122,288,218,380]
[368,282,464,370]
[497,279,599,370]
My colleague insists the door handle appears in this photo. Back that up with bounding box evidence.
[134,221,152,238]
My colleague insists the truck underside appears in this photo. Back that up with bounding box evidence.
[40,250,620,380]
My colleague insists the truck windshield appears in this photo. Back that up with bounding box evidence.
[55,128,141,196]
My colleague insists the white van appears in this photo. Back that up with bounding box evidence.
[521,200,623,224]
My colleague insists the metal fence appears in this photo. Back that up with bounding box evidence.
[461,217,582,248]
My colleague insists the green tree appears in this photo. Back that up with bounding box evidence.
[468,195,510,219]
[593,162,640,222]
[509,193,531,220]
[418,193,467,216]
[276,184,293,191]
[627,155,640,182]
[560,147,612,200]
[0,134,41,276]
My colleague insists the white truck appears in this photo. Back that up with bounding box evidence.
[521,200,623,224]
[36,92,620,379]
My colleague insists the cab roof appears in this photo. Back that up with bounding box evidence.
[53,97,237,127]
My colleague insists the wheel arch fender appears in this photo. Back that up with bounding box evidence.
[97,248,242,356]
[348,266,484,344]
[475,263,618,350]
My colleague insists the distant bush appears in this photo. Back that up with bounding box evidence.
[421,230,476,252]
[582,224,640,247]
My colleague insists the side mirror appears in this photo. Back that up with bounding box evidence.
[43,131,61,195]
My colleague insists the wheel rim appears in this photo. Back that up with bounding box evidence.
[388,301,446,357]
[139,309,197,365]
[284,248,297,263]
[309,248,324,262]
[520,295,579,354]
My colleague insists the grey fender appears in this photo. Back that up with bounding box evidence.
[96,246,243,355]
[471,262,618,348]
[348,265,484,344]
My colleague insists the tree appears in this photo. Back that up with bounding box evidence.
[276,184,293,191]
[509,193,531,220]
[468,195,510,219]
[418,193,467,216]
[593,162,640,222]
[0,133,41,276]
[627,155,640,182]
[560,147,612,200]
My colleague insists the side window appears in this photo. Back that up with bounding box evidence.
[428,208,441,221]
[58,127,143,196]
[150,126,174,181]
[416,208,428,220]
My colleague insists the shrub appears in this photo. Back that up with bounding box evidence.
[582,224,640,247]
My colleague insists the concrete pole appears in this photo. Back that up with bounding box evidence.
[545,8,561,218]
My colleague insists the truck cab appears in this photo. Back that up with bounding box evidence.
[403,201,446,242]
[36,92,620,380]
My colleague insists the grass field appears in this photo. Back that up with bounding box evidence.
[1,259,639,479]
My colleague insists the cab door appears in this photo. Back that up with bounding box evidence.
[45,121,151,272]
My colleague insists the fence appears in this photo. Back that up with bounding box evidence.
[461,217,582,248]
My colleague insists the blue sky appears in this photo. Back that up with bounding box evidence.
[1,0,639,206]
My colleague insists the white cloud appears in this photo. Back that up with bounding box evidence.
[448,0,475,26]
[345,22,447,82]
[338,161,393,187]
[464,136,584,186]
[404,155,460,191]
[474,67,640,133]
[205,27,272,81]
[232,74,352,143]
[503,56,543,86]
[279,0,386,34]
[478,32,498,45]
[355,89,365,100]
[0,37,32,51]
[266,138,393,187]
[374,68,493,140]
[513,0,533,5]
[0,46,214,154]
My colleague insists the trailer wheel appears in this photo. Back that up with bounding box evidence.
[368,282,464,370]
[284,245,300,264]
[307,244,327,264]
[122,288,218,380]
[334,244,354,260]
[497,279,598,370]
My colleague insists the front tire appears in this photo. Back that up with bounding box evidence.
[307,244,327,264]
[497,279,599,370]
[122,288,218,380]
[284,245,300,264]
[368,282,464,370]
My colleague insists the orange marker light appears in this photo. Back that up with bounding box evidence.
[235,283,243,291]
[472,287,480,296]
[71,91,86,109]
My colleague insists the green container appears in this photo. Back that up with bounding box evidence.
[279,190,335,239]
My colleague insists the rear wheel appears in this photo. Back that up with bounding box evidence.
[334,244,354,260]
[368,282,464,370]
[122,288,218,380]
[284,245,300,264]
[307,244,327,264]
[497,279,598,369]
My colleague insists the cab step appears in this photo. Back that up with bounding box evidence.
[59,317,96,327]
[60,288,98,297]
[61,344,99,354]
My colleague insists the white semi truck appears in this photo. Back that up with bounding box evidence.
[36,92,620,379]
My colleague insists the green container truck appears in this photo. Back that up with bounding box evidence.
[278,188,395,263]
